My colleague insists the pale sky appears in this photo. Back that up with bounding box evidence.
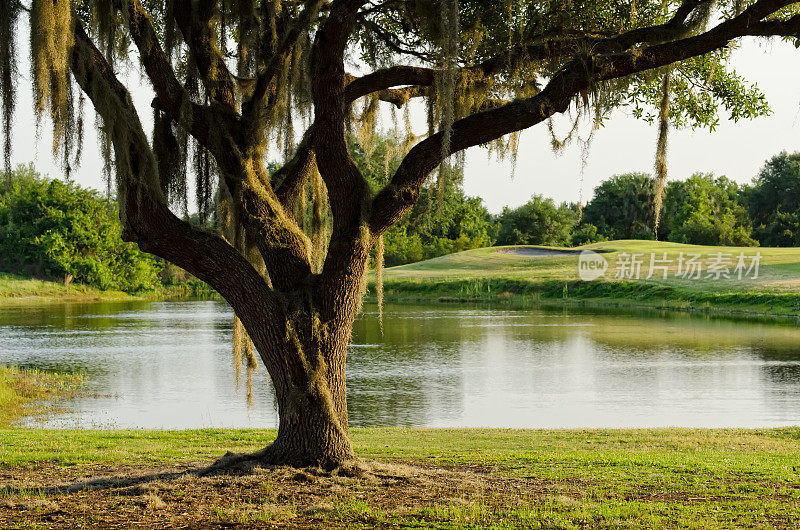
[8,36,800,214]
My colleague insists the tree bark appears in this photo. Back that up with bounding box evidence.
[263,337,354,469]
[228,287,358,469]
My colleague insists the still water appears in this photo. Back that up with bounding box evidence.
[1,300,799,429]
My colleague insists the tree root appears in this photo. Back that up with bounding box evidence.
[197,445,365,478]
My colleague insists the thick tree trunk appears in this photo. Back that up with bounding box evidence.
[264,365,355,469]
[240,287,361,470]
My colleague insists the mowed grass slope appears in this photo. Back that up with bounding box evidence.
[377,240,800,315]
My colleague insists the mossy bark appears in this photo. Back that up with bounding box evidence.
[260,334,354,468]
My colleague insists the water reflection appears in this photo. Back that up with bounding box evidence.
[1,301,800,428]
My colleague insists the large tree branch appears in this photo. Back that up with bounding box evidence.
[69,19,287,355]
[172,0,238,111]
[310,0,370,231]
[121,0,237,158]
[368,0,798,233]
[344,67,433,103]
[246,0,328,117]
[345,0,715,102]
[80,6,313,295]
[309,0,372,322]
[744,14,800,36]
[152,2,315,286]
[273,126,317,212]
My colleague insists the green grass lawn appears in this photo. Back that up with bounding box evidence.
[376,240,800,316]
[1,427,799,527]
[0,273,213,304]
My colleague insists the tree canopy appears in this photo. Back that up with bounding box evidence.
[1,0,798,467]
[745,151,800,246]
[496,195,576,246]
[581,172,658,240]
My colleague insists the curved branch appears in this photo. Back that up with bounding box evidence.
[344,66,434,103]
[69,19,283,340]
[309,0,372,321]
[274,126,317,211]
[247,0,329,113]
[344,0,716,102]
[122,0,236,154]
[368,0,798,234]
[172,0,238,111]
[310,0,370,231]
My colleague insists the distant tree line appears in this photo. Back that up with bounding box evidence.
[349,137,496,267]
[498,151,800,251]
[4,150,800,287]
[0,164,186,291]
[281,146,800,265]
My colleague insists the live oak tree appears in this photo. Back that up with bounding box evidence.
[1,0,798,468]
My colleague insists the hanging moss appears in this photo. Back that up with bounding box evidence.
[376,234,384,335]
[232,315,245,388]
[97,115,114,197]
[245,331,258,407]
[233,311,259,406]
[153,108,187,211]
[0,0,774,428]
[438,0,459,156]
[194,140,216,224]
[0,0,19,177]
[653,70,671,238]
[310,167,328,273]
[356,94,380,161]
[30,0,74,161]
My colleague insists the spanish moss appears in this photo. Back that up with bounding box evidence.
[30,0,74,159]
[376,234,384,335]
[0,0,19,177]
[310,166,327,273]
[653,70,671,238]
[437,0,459,207]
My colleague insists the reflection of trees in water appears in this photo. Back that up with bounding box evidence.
[0,300,151,330]
[350,302,800,427]
[349,306,468,426]
[346,341,466,427]
[347,374,431,427]
[749,345,800,386]
[7,300,800,428]
[0,301,160,374]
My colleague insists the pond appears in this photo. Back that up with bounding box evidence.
[1,300,800,429]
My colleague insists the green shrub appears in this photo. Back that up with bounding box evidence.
[0,164,161,291]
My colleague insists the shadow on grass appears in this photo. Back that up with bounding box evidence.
[0,466,197,496]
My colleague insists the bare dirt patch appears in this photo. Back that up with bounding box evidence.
[0,460,566,528]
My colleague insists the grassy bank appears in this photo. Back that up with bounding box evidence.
[0,273,130,302]
[374,240,800,317]
[0,273,214,304]
[0,427,798,527]
[0,366,83,426]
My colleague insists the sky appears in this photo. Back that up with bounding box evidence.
[7,34,800,214]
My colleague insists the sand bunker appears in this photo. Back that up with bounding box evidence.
[494,247,582,257]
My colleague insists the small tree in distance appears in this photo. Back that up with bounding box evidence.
[0,0,797,468]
